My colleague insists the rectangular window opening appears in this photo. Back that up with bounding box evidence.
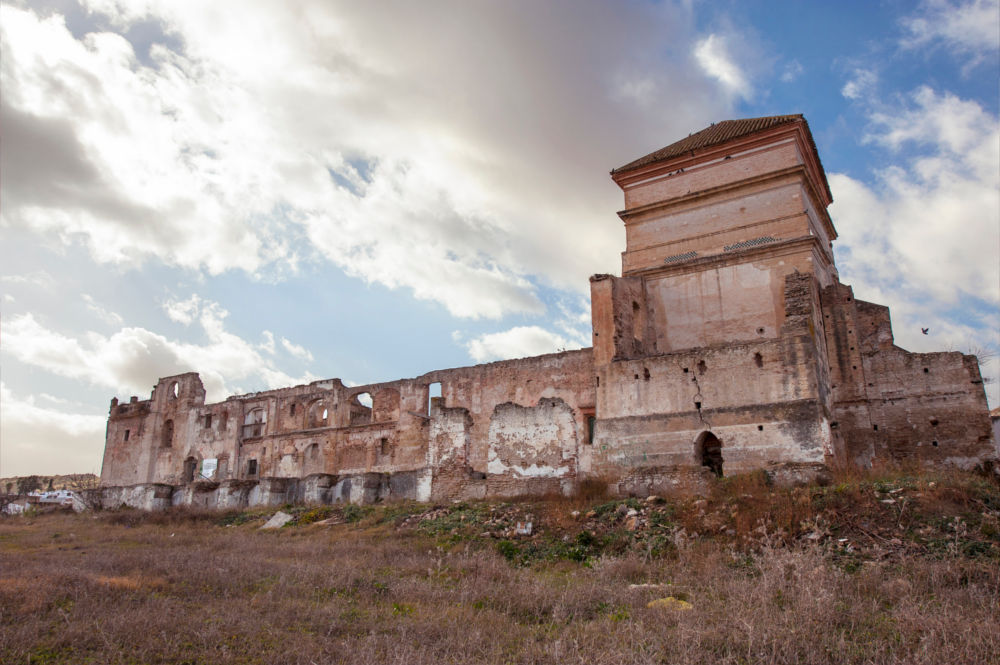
[124,429,130,442]
[427,382,442,415]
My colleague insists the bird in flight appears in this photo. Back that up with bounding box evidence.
[921,328,929,335]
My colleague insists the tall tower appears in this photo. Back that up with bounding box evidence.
[589,115,839,488]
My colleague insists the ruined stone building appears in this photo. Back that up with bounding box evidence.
[99,115,996,508]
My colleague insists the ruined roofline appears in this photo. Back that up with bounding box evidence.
[147,346,595,408]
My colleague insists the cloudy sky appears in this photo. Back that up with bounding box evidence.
[2,0,998,476]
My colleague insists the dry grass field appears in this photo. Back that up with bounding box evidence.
[1,468,998,664]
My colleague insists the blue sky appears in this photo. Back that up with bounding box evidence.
[2,0,998,476]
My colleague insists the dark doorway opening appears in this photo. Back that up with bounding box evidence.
[696,432,724,477]
[183,457,197,483]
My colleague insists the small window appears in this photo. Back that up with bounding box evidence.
[204,414,212,429]
[872,424,878,431]
[290,404,296,416]
[757,425,763,431]
[161,419,174,448]
[587,416,596,444]
[243,408,267,438]
[695,401,702,410]
[697,360,707,374]
[683,367,689,374]
[923,368,929,374]
[124,429,130,442]
[308,443,319,461]
[643,368,650,381]
[379,437,389,456]
[169,382,179,400]
[219,410,228,431]
[247,459,258,476]
[754,352,763,368]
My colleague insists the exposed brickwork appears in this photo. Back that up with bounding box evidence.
[100,116,996,506]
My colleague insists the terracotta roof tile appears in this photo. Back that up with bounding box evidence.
[613,114,805,173]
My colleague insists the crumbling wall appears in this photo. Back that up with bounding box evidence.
[485,398,578,496]
[823,285,995,468]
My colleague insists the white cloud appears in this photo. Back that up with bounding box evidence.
[281,337,314,362]
[83,293,124,326]
[1,270,55,288]
[901,0,1000,68]
[163,294,201,325]
[0,382,106,476]
[1,1,728,320]
[693,34,752,100]
[260,330,276,355]
[465,326,583,363]
[841,68,877,100]
[2,300,318,402]
[780,60,804,83]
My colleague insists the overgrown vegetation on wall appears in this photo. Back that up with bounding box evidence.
[2,467,997,664]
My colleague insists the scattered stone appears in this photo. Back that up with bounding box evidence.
[260,510,293,529]
[315,516,345,526]
[515,521,533,536]
[625,516,638,531]
[585,510,597,518]
[645,495,662,504]
[626,508,638,517]
[570,510,581,518]
[647,597,692,611]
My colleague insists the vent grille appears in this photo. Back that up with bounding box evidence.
[724,236,777,252]
[663,251,698,264]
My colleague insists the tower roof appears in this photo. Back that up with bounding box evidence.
[613,114,805,173]
[612,114,831,203]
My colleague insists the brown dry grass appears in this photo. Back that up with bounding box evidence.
[1,468,998,664]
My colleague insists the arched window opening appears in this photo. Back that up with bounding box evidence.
[351,392,373,426]
[169,382,179,400]
[243,408,267,438]
[307,400,329,428]
[161,419,174,448]
[183,456,197,483]
[695,431,723,477]
[307,443,320,461]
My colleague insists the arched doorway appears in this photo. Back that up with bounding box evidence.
[695,431,724,477]
[183,456,198,483]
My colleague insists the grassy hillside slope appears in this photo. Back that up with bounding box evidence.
[1,468,998,664]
